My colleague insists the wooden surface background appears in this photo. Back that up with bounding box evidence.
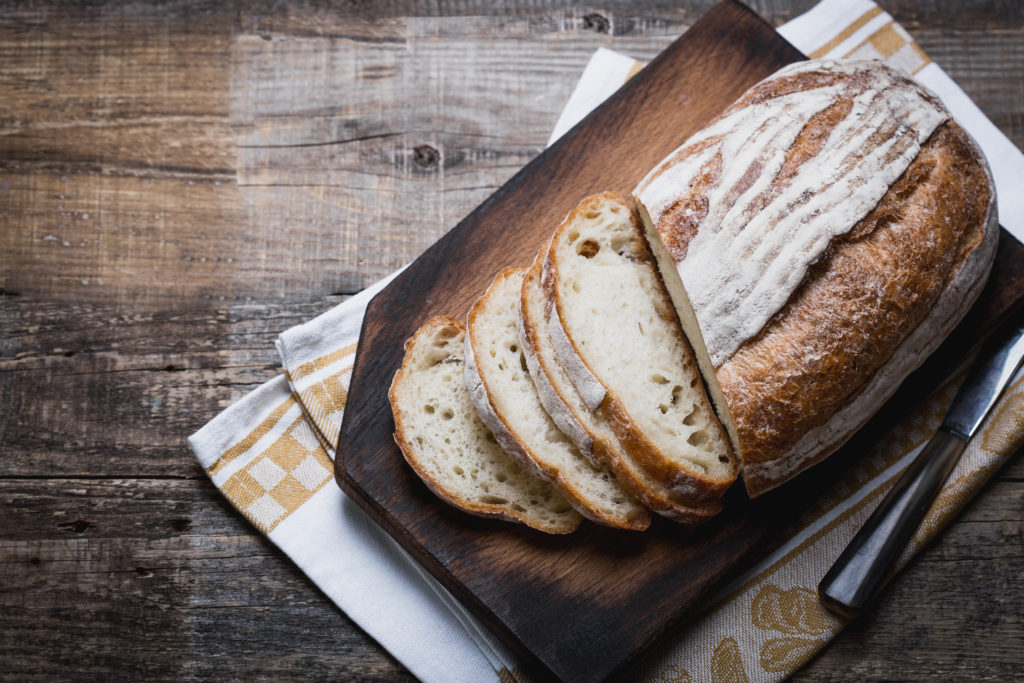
[1,0,1021,679]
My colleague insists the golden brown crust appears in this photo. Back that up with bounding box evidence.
[718,121,990,475]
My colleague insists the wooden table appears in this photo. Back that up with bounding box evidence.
[2,1,1021,679]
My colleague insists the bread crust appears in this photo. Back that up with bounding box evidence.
[519,244,721,524]
[466,268,650,530]
[390,316,581,534]
[543,192,737,505]
[635,60,999,497]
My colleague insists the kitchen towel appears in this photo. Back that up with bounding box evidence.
[188,1,1024,680]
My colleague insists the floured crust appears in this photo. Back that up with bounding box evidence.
[741,127,998,495]
[519,244,720,524]
[466,267,650,530]
[634,59,999,497]
[543,192,738,504]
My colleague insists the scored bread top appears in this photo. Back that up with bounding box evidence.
[635,59,954,366]
[389,316,582,534]
[519,245,721,524]
[465,267,650,530]
[634,59,998,496]
[543,192,737,502]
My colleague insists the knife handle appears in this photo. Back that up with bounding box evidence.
[818,429,966,619]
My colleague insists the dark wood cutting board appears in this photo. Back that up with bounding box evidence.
[335,2,1024,681]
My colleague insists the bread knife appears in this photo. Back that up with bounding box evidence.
[818,311,1024,619]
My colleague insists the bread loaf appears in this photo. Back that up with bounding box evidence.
[634,59,998,497]
[389,316,582,533]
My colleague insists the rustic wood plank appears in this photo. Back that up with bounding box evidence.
[0,477,414,681]
[3,2,1020,304]
[0,297,348,477]
[0,474,1019,680]
[1,0,1022,680]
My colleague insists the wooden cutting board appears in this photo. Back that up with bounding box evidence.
[334,2,1024,680]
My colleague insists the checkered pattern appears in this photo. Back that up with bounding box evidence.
[807,6,931,76]
[220,416,334,534]
[841,21,930,74]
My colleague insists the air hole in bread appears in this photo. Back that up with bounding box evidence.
[658,404,669,414]
[453,465,464,476]
[670,385,683,405]
[610,234,633,256]
[718,455,730,464]
[495,471,508,483]
[584,210,600,220]
[687,430,709,447]
[480,495,508,505]
[441,409,454,420]
[485,432,497,444]
[572,280,581,293]
[519,353,528,373]
[650,374,670,385]
[424,404,435,414]
[638,321,645,335]
[568,230,580,243]
[436,326,459,340]
[683,410,697,426]
[509,343,518,353]
[576,239,600,258]
[442,374,452,383]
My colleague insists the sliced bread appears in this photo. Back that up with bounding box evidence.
[389,315,582,534]
[543,192,738,503]
[519,247,720,524]
[465,267,650,531]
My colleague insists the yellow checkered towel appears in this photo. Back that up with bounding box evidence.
[188,1,1024,680]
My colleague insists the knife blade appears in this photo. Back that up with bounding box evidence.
[818,310,1024,619]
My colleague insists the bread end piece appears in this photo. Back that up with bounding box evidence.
[389,315,582,534]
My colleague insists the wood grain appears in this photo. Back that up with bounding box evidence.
[1,0,1022,680]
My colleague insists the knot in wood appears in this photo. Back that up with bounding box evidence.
[412,144,440,170]
[583,13,610,34]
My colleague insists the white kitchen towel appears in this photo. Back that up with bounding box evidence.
[188,2,1024,681]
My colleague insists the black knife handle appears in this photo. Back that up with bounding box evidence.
[818,429,966,619]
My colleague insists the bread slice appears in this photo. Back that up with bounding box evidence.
[465,267,650,530]
[389,316,582,534]
[543,192,738,503]
[519,245,721,524]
